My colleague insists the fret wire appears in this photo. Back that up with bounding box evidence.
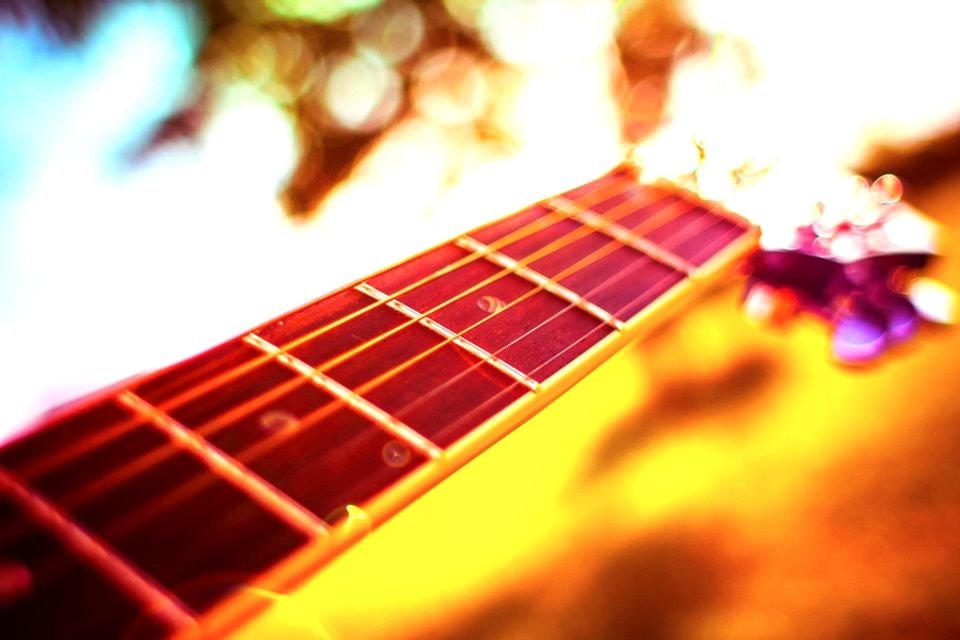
[430,301,637,438]
[79,183,679,497]
[455,235,624,330]
[274,184,671,379]
[547,195,700,277]
[395,254,690,426]
[37,186,734,542]
[116,390,330,538]
[398,198,741,431]
[0,467,196,631]
[165,179,670,487]
[241,334,443,461]
[445,215,752,434]
[354,282,540,391]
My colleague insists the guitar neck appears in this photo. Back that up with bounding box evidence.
[0,164,758,638]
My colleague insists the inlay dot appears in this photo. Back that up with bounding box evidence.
[477,295,506,314]
[258,409,299,432]
[381,440,411,468]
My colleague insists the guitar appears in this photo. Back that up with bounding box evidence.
[0,162,946,638]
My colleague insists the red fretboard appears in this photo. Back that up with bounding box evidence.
[0,164,757,638]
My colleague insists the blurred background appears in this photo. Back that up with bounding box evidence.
[2,1,960,638]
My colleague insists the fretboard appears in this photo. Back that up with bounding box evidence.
[0,164,757,638]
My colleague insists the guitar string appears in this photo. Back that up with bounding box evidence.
[328,206,731,425]
[260,206,734,451]
[401,221,748,439]
[15,169,643,483]
[254,195,689,377]
[167,171,640,399]
[19,173,673,507]
[226,205,727,462]
[390,207,739,424]
[78,193,736,540]
[51,183,696,532]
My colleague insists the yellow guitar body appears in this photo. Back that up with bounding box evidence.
[231,230,960,640]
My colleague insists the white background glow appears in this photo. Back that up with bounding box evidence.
[3,0,960,440]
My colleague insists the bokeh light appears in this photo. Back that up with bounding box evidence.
[264,0,382,23]
[323,49,402,131]
[352,0,425,64]
[411,48,488,126]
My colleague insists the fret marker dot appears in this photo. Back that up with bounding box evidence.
[259,410,299,432]
[0,559,33,606]
[381,440,411,468]
[477,295,506,314]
